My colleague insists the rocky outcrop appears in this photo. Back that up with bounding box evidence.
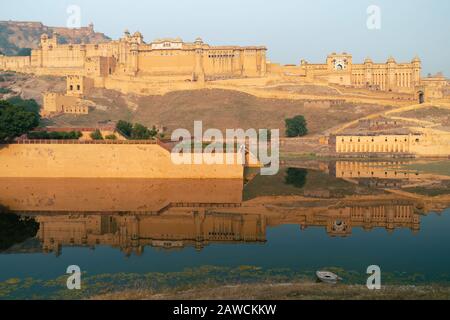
[0,21,110,55]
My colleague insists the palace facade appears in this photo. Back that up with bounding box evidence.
[0,29,447,101]
[300,53,422,93]
[1,31,267,80]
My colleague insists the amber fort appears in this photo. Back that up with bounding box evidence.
[0,30,446,100]
[1,28,450,159]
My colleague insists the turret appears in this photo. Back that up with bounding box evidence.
[364,57,373,87]
[132,31,144,44]
[123,29,131,40]
[412,56,421,85]
[386,56,396,65]
[364,57,373,65]
[40,33,49,48]
[193,37,205,83]
[51,31,59,46]
[386,56,397,91]
[412,56,421,65]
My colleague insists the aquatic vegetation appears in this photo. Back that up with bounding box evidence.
[1,265,449,300]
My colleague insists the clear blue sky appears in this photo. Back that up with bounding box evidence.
[1,0,449,75]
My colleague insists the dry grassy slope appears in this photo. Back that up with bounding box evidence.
[49,88,393,136]
[0,72,66,103]
[134,89,392,135]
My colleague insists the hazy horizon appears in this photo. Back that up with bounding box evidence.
[1,0,449,76]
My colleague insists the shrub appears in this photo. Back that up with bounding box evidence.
[6,96,40,115]
[117,120,160,140]
[285,115,308,137]
[116,120,133,137]
[0,100,39,141]
[285,168,308,188]
[90,129,103,140]
[105,134,117,140]
[131,123,151,140]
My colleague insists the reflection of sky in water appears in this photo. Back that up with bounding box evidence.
[1,209,449,282]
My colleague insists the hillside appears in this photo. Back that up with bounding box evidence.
[45,87,392,136]
[0,71,396,137]
[0,21,110,55]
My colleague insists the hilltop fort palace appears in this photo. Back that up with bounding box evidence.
[1,29,446,100]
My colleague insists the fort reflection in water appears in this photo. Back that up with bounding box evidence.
[1,163,449,257]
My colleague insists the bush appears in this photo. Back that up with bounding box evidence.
[90,129,103,140]
[0,100,39,141]
[285,115,308,137]
[6,96,40,115]
[105,134,117,140]
[131,123,151,140]
[116,120,133,137]
[117,120,160,140]
[27,131,82,140]
[285,168,308,188]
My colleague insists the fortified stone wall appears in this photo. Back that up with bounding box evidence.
[0,54,31,71]
[0,142,244,179]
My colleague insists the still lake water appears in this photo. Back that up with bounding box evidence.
[1,160,450,298]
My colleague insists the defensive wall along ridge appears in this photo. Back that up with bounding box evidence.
[0,141,244,179]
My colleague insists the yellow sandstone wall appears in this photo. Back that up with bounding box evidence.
[334,133,450,157]
[0,178,243,212]
[0,55,31,71]
[0,143,244,179]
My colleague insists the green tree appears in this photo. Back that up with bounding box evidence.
[7,96,41,115]
[116,120,133,138]
[285,168,308,188]
[0,100,39,141]
[285,115,308,137]
[131,123,151,140]
[90,129,103,140]
[149,125,159,138]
